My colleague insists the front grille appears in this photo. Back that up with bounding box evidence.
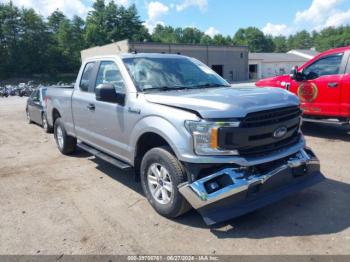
[239,133,301,157]
[241,106,302,128]
[218,106,302,157]
[249,124,299,141]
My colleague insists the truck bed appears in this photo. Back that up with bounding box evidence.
[46,85,75,136]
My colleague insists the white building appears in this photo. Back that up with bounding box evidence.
[248,49,319,80]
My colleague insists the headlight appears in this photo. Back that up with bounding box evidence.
[185,120,240,156]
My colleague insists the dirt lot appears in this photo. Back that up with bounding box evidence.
[0,96,350,255]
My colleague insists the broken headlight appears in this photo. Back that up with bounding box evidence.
[185,120,240,156]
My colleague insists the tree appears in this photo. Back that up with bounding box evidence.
[313,26,350,51]
[116,4,149,42]
[182,27,203,44]
[2,0,350,80]
[0,1,22,77]
[85,0,107,46]
[18,8,49,75]
[264,35,275,52]
[85,0,148,46]
[272,36,288,52]
[152,25,181,43]
[47,10,66,33]
[233,27,273,52]
[200,34,213,45]
[213,34,230,45]
[288,30,313,50]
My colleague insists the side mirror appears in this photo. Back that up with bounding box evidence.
[95,84,125,105]
[290,66,298,79]
[290,66,304,81]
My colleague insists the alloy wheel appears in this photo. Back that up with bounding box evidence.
[147,163,173,205]
[56,126,64,149]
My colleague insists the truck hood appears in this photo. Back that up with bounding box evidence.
[255,75,292,88]
[144,85,299,119]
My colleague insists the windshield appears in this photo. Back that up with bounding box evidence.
[122,57,230,91]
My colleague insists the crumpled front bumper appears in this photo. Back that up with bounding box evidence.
[179,148,325,225]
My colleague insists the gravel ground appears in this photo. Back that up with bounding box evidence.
[0,96,349,255]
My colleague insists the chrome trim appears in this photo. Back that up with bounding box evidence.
[178,135,306,165]
[179,149,318,209]
[302,117,350,126]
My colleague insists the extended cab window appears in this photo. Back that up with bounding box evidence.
[80,62,96,92]
[303,53,343,79]
[31,90,39,101]
[95,61,125,93]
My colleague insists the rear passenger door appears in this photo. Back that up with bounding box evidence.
[71,61,98,144]
[88,60,129,160]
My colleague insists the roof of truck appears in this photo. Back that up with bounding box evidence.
[85,53,191,61]
[317,46,350,56]
[121,53,190,59]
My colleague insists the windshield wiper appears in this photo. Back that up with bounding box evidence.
[142,83,230,92]
[192,83,231,89]
[142,85,188,92]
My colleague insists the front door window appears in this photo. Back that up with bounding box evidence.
[303,53,343,80]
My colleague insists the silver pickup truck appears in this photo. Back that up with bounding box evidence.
[46,53,324,225]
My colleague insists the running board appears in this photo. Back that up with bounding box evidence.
[303,118,349,126]
[77,143,132,170]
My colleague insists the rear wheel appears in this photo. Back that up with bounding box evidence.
[54,118,76,155]
[140,146,191,218]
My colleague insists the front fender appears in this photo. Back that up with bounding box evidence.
[129,115,192,163]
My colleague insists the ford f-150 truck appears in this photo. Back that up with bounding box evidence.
[256,46,350,125]
[46,53,324,225]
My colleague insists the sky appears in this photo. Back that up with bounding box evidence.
[2,0,350,37]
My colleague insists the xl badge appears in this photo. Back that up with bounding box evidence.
[273,126,287,139]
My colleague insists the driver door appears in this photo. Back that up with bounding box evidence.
[89,60,129,161]
[291,52,348,116]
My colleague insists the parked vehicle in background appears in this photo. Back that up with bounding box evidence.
[256,46,350,126]
[0,87,9,97]
[46,53,324,225]
[6,85,17,96]
[16,82,35,97]
[26,86,51,132]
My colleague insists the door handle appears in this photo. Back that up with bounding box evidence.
[328,82,339,88]
[87,103,95,111]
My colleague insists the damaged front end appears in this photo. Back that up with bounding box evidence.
[179,148,325,225]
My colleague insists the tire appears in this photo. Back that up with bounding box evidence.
[42,113,53,133]
[140,146,191,218]
[26,109,33,124]
[54,118,76,155]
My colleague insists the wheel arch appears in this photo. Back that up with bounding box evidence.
[52,108,61,126]
[133,131,176,178]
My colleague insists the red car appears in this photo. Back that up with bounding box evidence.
[256,46,350,125]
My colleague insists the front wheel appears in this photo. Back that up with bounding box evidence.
[54,118,76,155]
[140,146,191,218]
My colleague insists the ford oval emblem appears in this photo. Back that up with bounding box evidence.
[273,126,287,139]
